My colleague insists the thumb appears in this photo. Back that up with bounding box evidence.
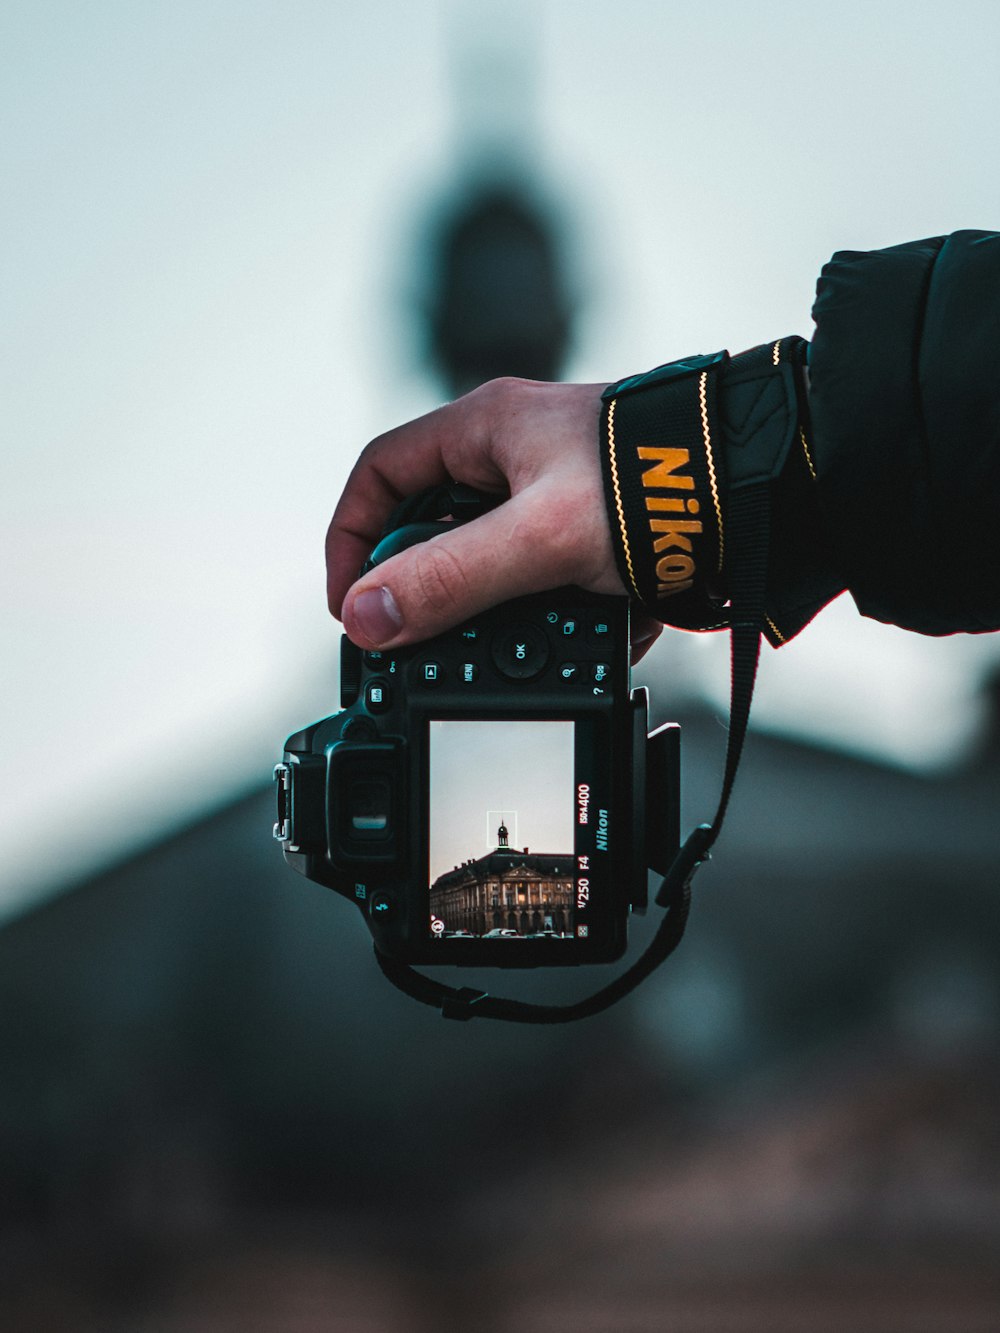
[341,496,573,650]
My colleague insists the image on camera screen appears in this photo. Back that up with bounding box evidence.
[428,720,575,941]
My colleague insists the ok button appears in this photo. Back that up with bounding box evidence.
[491,623,550,680]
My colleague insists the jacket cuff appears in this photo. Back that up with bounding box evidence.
[810,230,1000,634]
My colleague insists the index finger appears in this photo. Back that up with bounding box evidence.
[325,390,506,616]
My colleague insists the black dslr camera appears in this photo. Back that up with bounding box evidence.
[274,490,681,971]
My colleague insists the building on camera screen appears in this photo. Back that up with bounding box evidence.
[428,720,574,939]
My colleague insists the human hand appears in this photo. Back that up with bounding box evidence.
[326,377,663,664]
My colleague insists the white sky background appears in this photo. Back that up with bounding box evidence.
[2,1,999,919]
[428,720,574,883]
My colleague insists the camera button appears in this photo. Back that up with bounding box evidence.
[491,624,550,680]
[458,662,479,684]
[559,618,578,638]
[369,893,393,921]
[340,637,362,707]
[365,650,400,675]
[557,662,580,683]
[418,660,443,685]
[365,680,392,712]
[589,618,613,644]
[591,663,612,685]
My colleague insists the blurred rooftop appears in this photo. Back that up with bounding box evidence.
[2,710,1000,1329]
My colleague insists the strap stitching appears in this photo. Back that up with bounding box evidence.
[606,397,641,598]
[699,371,725,573]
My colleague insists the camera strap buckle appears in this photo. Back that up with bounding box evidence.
[374,948,493,1020]
[440,987,490,1022]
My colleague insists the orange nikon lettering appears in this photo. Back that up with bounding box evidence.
[637,447,696,490]
[636,446,703,598]
[645,496,700,514]
[649,519,702,553]
[656,553,695,581]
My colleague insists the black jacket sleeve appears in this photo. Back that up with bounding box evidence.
[598,230,1000,643]
[809,230,1000,635]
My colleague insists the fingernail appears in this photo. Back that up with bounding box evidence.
[351,585,403,647]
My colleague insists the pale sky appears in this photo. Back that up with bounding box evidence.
[428,719,574,882]
[3,1,1000,918]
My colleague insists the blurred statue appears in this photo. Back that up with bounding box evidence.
[413,20,578,395]
[424,178,575,395]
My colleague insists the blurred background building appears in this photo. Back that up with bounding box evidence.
[3,3,1000,1328]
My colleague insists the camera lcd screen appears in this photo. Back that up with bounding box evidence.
[428,719,580,942]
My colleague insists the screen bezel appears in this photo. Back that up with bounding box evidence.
[413,707,624,966]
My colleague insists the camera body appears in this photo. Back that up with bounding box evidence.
[275,522,681,969]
